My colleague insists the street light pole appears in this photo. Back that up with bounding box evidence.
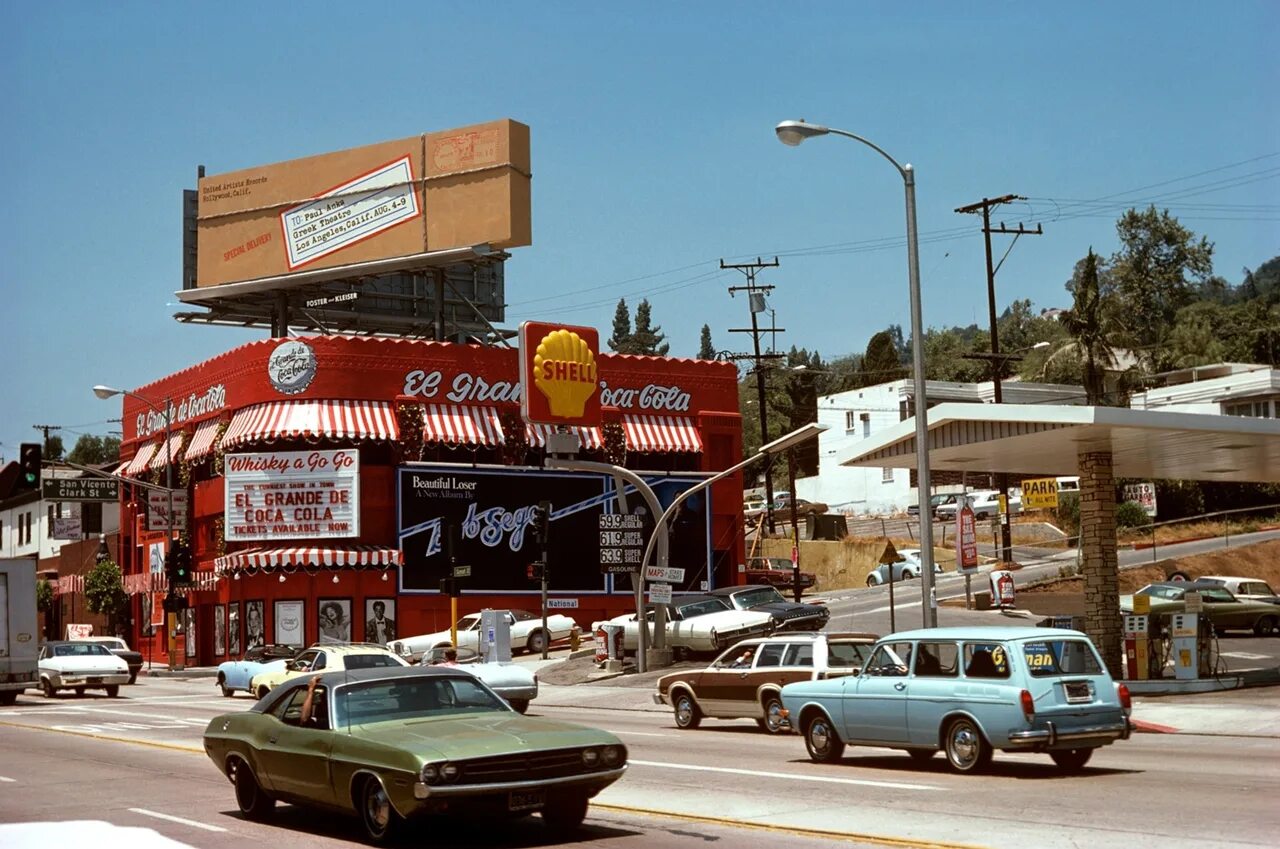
[776,120,937,627]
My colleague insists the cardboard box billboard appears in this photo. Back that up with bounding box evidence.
[196,119,530,288]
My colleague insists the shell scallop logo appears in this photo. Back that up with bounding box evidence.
[534,329,598,418]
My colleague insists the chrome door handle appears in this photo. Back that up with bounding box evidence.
[894,683,906,691]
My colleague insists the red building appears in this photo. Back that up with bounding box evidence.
[113,335,743,666]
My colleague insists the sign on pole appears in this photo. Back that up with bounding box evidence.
[43,477,119,502]
[956,503,978,574]
[1021,477,1059,510]
[452,564,472,578]
[643,565,685,584]
[147,490,189,532]
[599,512,645,573]
[648,582,673,605]
[53,512,83,540]
[1123,482,1158,517]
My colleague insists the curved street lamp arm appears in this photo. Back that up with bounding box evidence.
[823,127,911,182]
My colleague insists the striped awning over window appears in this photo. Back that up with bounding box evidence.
[526,423,605,451]
[420,404,504,447]
[221,400,399,450]
[122,442,158,477]
[185,419,221,462]
[622,414,704,452]
[214,545,403,574]
[149,434,186,471]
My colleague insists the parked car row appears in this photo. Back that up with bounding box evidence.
[1120,581,1279,636]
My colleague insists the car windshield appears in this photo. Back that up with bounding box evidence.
[1195,588,1237,603]
[1137,585,1184,600]
[676,599,731,618]
[337,675,507,725]
[53,643,111,657]
[91,639,126,650]
[1021,640,1105,677]
[735,587,786,607]
[343,653,404,670]
[455,616,481,631]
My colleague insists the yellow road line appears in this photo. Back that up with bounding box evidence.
[592,802,988,849]
[2,721,986,849]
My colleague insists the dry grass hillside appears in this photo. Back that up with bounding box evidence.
[1021,539,1280,595]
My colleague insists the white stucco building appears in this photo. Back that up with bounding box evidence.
[1130,362,1279,418]
[0,464,121,560]
[793,377,1085,516]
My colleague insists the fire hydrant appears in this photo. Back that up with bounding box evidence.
[570,626,581,652]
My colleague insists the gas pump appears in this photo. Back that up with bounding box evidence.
[1170,612,1199,680]
[1123,615,1150,680]
[479,609,512,663]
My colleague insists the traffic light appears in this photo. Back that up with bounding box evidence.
[526,561,545,581]
[168,543,195,587]
[438,577,459,597]
[531,501,552,546]
[18,443,41,491]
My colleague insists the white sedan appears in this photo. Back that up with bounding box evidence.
[423,646,540,713]
[595,595,774,654]
[391,609,578,662]
[35,641,130,698]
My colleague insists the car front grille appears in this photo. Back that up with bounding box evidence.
[457,748,591,785]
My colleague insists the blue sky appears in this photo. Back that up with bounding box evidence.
[2,2,1277,461]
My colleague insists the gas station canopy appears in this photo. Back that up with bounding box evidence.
[840,403,1280,483]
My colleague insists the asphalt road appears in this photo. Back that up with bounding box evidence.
[2,678,1278,849]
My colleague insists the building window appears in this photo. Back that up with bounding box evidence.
[882,467,894,483]
[1224,400,1274,418]
[845,411,857,431]
[0,518,4,547]
[861,413,871,438]
[48,505,55,538]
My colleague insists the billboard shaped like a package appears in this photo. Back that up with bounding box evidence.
[196,119,531,288]
[398,465,711,595]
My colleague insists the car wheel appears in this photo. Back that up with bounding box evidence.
[944,717,992,774]
[673,692,702,729]
[527,630,549,655]
[105,685,120,698]
[759,695,787,735]
[866,576,879,587]
[508,699,530,714]
[128,672,138,685]
[1168,570,1190,582]
[256,685,271,700]
[41,678,56,698]
[1254,616,1279,637]
[541,791,589,835]
[232,759,275,821]
[360,776,402,844]
[804,713,845,763]
[907,749,937,764]
[74,687,86,696]
[0,690,17,706]
[1049,748,1094,772]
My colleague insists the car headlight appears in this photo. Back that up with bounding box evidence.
[440,763,460,782]
[601,745,624,767]
[421,763,439,784]
[582,748,600,766]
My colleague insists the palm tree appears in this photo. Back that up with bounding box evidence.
[1042,250,1126,405]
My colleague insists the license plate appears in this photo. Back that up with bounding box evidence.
[508,789,545,812]
[1063,681,1091,703]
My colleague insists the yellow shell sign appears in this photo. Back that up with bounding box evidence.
[519,321,602,426]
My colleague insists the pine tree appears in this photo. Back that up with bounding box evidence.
[631,299,669,355]
[607,299,634,353]
[698,325,715,359]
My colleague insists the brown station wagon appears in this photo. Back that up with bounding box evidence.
[653,632,877,734]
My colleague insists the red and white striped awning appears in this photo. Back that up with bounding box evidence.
[185,419,221,462]
[421,404,504,447]
[214,545,403,574]
[622,414,704,452]
[526,423,604,451]
[221,400,399,450]
[123,442,158,477]
[149,434,185,471]
[54,575,85,594]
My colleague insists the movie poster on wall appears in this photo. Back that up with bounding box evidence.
[225,449,360,542]
[397,465,711,595]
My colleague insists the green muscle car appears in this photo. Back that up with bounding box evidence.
[203,666,626,843]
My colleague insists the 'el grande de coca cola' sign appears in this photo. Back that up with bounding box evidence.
[401,369,690,412]
[268,340,317,395]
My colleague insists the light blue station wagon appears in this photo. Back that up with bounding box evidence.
[778,626,1132,773]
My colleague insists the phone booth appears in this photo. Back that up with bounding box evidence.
[480,609,512,663]
[1123,615,1150,680]
[1170,612,1199,680]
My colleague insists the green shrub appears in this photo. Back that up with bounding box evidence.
[1054,493,1080,536]
[1115,501,1149,529]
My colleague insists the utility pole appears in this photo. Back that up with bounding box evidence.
[955,195,1042,565]
[32,424,61,455]
[722,257,784,533]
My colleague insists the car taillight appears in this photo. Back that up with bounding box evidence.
[1117,683,1132,717]
[1019,689,1035,722]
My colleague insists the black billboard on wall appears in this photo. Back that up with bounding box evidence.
[397,464,712,595]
